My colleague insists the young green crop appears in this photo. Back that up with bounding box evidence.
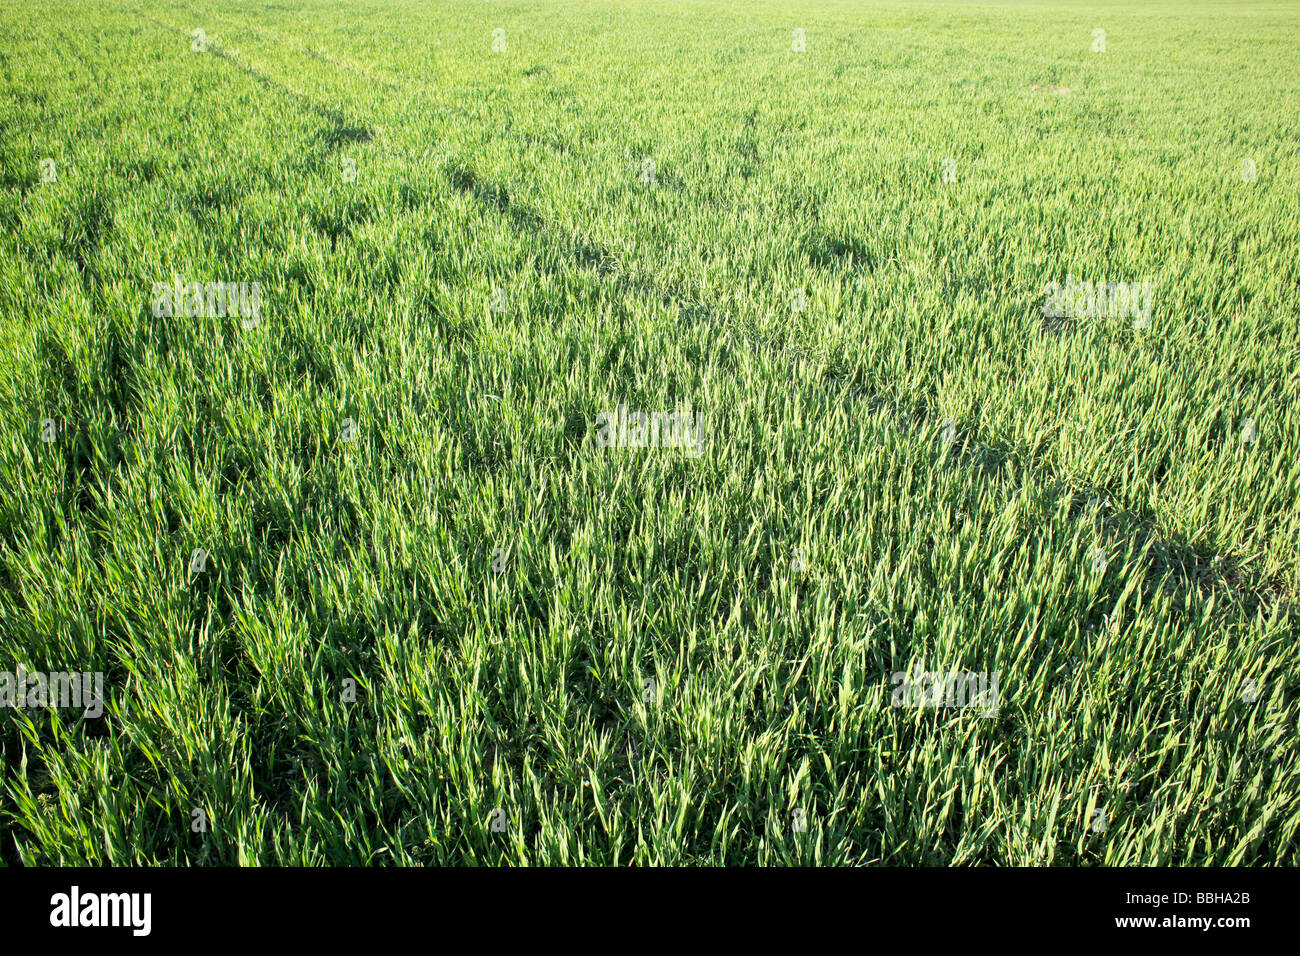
[0,0,1296,865]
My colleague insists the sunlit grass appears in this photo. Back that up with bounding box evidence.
[0,0,1297,865]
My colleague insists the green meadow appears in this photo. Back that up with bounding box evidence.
[0,0,1297,864]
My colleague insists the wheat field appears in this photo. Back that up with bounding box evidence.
[0,0,1297,865]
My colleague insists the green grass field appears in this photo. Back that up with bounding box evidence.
[1,0,1298,865]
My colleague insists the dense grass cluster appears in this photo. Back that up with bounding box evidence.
[1,0,1297,865]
